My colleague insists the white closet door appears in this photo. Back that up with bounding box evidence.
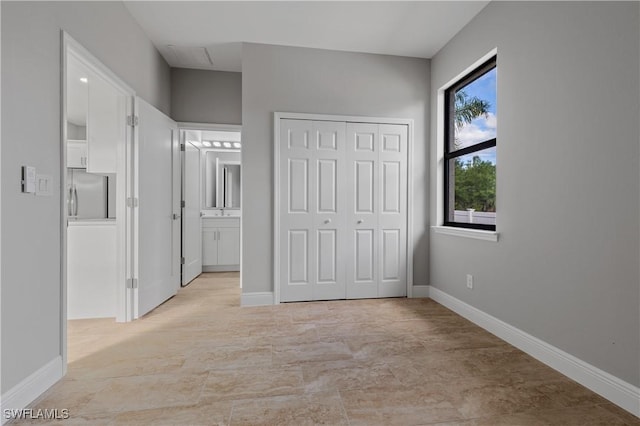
[136,98,180,317]
[279,119,346,302]
[346,123,408,299]
[346,123,380,299]
[378,124,408,297]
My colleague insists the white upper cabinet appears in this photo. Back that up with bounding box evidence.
[86,70,125,173]
[67,139,88,168]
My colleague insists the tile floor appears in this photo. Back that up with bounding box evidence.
[20,272,639,425]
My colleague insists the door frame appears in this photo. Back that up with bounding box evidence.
[177,122,243,287]
[61,32,136,372]
[273,112,414,304]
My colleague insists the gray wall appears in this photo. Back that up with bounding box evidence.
[242,43,430,294]
[430,2,639,386]
[171,68,242,124]
[1,1,170,392]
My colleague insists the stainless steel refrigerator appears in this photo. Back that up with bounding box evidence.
[67,169,108,219]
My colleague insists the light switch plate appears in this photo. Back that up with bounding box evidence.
[36,174,53,196]
[22,166,36,193]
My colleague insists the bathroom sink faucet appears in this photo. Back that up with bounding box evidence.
[219,208,225,216]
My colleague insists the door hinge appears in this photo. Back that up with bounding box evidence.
[181,200,186,208]
[180,142,186,151]
[127,115,139,127]
[127,197,139,208]
[126,278,138,289]
[181,257,185,265]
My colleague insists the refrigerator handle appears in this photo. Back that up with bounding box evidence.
[68,185,74,217]
[72,186,79,217]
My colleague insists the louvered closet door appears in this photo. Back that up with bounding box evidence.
[346,123,408,299]
[279,119,347,302]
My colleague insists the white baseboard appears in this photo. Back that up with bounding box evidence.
[411,285,430,298]
[241,292,274,307]
[203,265,240,272]
[1,356,63,424]
[428,286,640,418]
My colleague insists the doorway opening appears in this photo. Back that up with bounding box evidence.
[61,33,136,372]
[179,124,242,288]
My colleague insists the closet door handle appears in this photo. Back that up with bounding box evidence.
[324,219,331,224]
[357,219,364,224]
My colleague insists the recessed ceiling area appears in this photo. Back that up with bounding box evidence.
[123,1,490,72]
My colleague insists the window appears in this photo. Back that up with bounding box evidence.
[444,56,497,231]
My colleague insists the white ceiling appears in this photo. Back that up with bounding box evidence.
[123,1,489,72]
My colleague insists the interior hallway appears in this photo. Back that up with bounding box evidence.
[21,273,638,425]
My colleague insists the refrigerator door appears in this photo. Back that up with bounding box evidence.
[69,169,107,219]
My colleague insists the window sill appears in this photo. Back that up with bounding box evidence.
[431,226,499,242]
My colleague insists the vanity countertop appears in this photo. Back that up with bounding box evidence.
[201,212,241,219]
[68,218,116,226]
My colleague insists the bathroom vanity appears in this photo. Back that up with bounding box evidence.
[202,216,240,271]
[201,146,241,271]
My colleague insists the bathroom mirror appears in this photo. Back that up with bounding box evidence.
[204,151,241,210]
[221,163,241,209]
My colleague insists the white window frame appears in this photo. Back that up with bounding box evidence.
[432,48,499,242]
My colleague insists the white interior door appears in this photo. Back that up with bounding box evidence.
[279,119,347,302]
[377,124,408,297]
[344,122,409,299]
[135,98,180,317]
[277,117,408,302]
[346,123,380,299]
[182,140,202,285]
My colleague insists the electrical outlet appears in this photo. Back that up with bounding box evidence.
[466,274,473,289]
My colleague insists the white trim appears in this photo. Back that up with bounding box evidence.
[273,112,414,304]
[177,122,242,133]
[203,265,240,272]
[61,32,138,381]
[273,115,281,304]
[431,225,499,242]
[0,357,63,424]
[434,47,498,229]
[241,292,274,307]
[406,120,415,297]
[440,48,499,92]
[179,122,243,289]
[410,285,430,298]
[428,286,640,418]
[274,111,414,126]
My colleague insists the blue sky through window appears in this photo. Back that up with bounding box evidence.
[455,68,497,164]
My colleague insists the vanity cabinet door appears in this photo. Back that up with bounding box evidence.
[202,228,219,266]
[217,227,240,265]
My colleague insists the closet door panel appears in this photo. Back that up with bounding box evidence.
[280,119,316,302]
[312,121,347,301]
[346,123,379,299]
[279,119,346,302]
[378,124,408,298]
[381,229,401,280]
[317,229,337,283]
[288,230,310,284]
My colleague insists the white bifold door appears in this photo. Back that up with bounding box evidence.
[278,119,407,302]
[279,120,348,302]
[134,98,181,317]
